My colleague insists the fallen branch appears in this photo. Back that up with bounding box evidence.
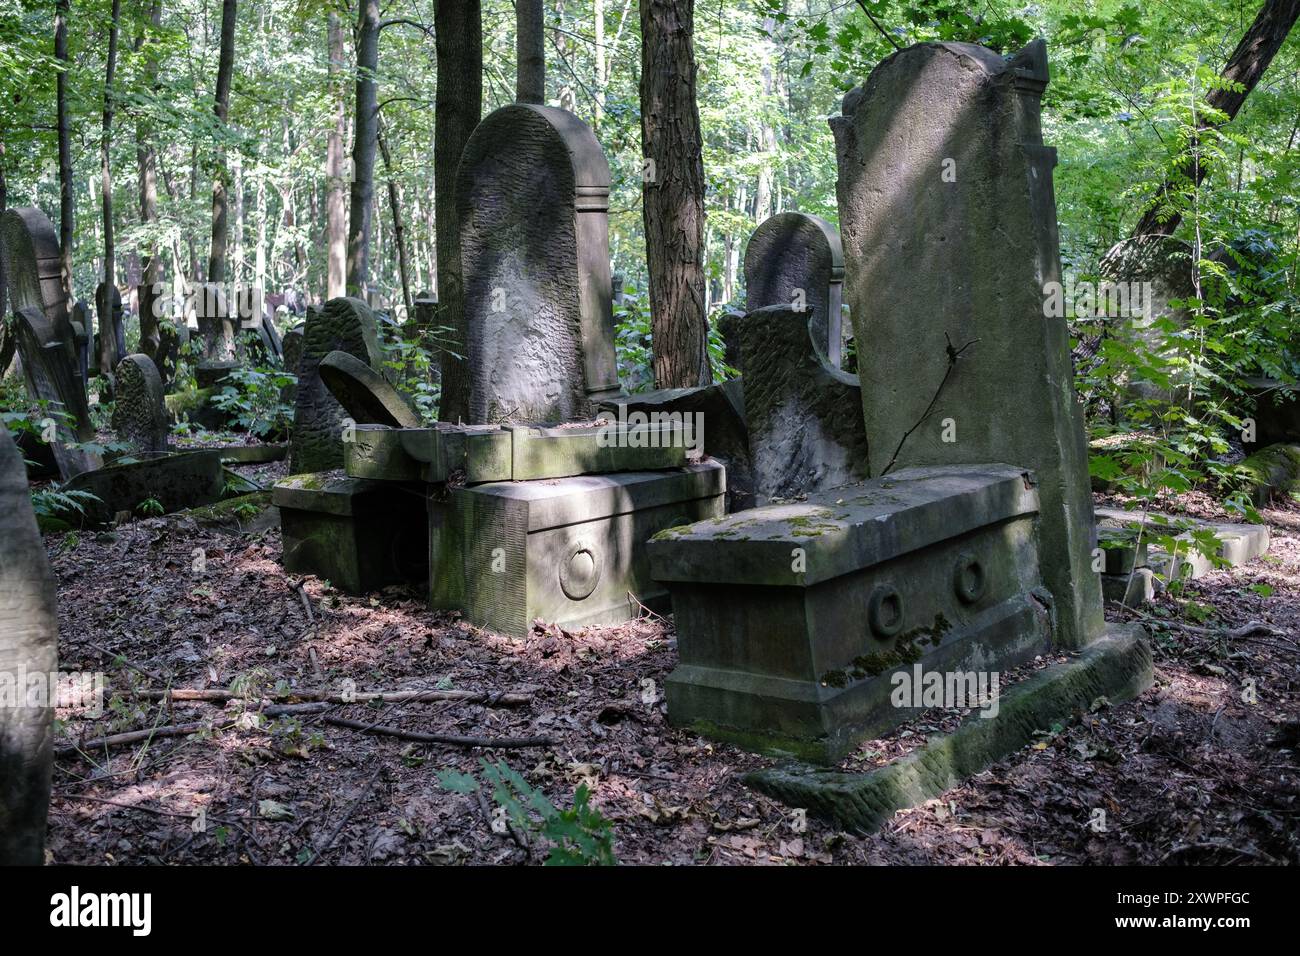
[303,767,384,865]
[127,687,533,708]
[321,715,554,749]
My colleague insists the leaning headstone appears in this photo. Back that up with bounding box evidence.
[60,450,225,527]
[12,306,100,478]
[740,304,867,501]
[744,212,845,368]
[319,350,421,428]
[0,208,73,351]
[288,297,383,473]
[111,354,170,454]
[458,104,622,423]
[831,40,1104,648]
[0,425,58,865]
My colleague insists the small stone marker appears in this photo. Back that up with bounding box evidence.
[112,353,170,454]
[744,212,845,368]
[740,304,867,501]
[0,424,58,865]
[458,104,622,423]
[288,297,383,473]
[831,40,1104,648]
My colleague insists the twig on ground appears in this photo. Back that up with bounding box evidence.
[303,767,383,865]
[320,715,554,749]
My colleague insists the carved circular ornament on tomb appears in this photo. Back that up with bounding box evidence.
[868,585,905,638]
[559,540,602,601]
[953,554,987,604]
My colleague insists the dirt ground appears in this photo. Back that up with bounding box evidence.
[42,462,1300,865]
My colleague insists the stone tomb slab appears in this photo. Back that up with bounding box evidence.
[344,420,689,484]
[61,450,224,527]
[648,464,1054,763]
[431,462,726,637]
[319,349,421,428]
[273,471,428,594]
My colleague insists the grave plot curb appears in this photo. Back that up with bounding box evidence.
[742,624,1152,834]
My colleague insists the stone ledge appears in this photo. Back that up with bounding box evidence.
[742,624,1152,834]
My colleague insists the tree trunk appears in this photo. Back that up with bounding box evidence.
[55,0,74,307]
[1132,0,1300,237]
[640,0,711,388]
[377,120,412,314]
[516,0,545,104]
[347,0,380,297]
[135,0,163,360]
[207,0,237,284]
[434,0,482,423]
[98,0,122,382]
[593,0,605,127]
[326,11,348,299]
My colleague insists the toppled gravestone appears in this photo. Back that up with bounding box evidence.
[831,39,1103,649]
[111,354,170,455]
[0,425,59,865]
[60,450,225,527]
[458,104,623,423]
[744,212,846,368]
[739,304,867,501]
[319,350,421,428]
[288,298,383,473]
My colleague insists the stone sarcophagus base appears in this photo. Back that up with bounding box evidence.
[648,464,1055,763]
[431,462,725,637]
[274,472,428,594]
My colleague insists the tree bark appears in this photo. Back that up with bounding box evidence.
[98,0,122,382]
[326,11,348,299]
[377,119,412,314]
[55,0,74,307]
[207,0,238,284]
[434,0,482,423]
[640,0,711,388]
[347,0,380,297]
[135,0,163,359]
[1132,0,1300,237]
[516,0,545,103]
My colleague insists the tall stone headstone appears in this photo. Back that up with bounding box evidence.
[0,424,58,865]
[744,212,845,368]
[289,297,383,473]
[458,104,622,424]
[0,208,76,361]
[112,354,170,454]
[831,40,1104,649]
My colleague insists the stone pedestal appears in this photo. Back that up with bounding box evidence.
[431,462,725,637]
[649,465,1053,762]
[273,472,428,594]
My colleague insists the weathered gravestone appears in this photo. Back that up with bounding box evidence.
[154,318,186,390]
[831,40,1104,649]
[61,450,225,527]
[0,208,74,352]
[744,212,846,368]
[194,282,239,387]
[280,323,304,406]
[319,350,421,428]
[0,424,58,865]
[69,301,92,389]
[11,306,100,478]
[740,304,868,501]
[288,297,383,473]
[111,354,170,454]
[458,104,623,424]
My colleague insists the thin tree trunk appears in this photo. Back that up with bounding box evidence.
[99,0,122,381]
[326,11,347,299]
[640,0,711,388]
[207,0,237,284]
[593,0,605,127]
[516,0,545,103]
[434,0,482,423]
[55,0,74,307]
[347,0,380,296]
[135,0,163,359]
[1132,0,1300,237]
[0,140,7,324]
[377,120,412,314]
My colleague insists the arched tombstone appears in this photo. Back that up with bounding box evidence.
[0,424,58,865]
[288,297,383,473]
[111,354,170,455]
[744,212,845,368]
[831,39,1104,650]
[458,104,623,424]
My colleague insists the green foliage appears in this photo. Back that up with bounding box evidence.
[210,365,296,438]
[438,760,617,866]
[30,485,102,533]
